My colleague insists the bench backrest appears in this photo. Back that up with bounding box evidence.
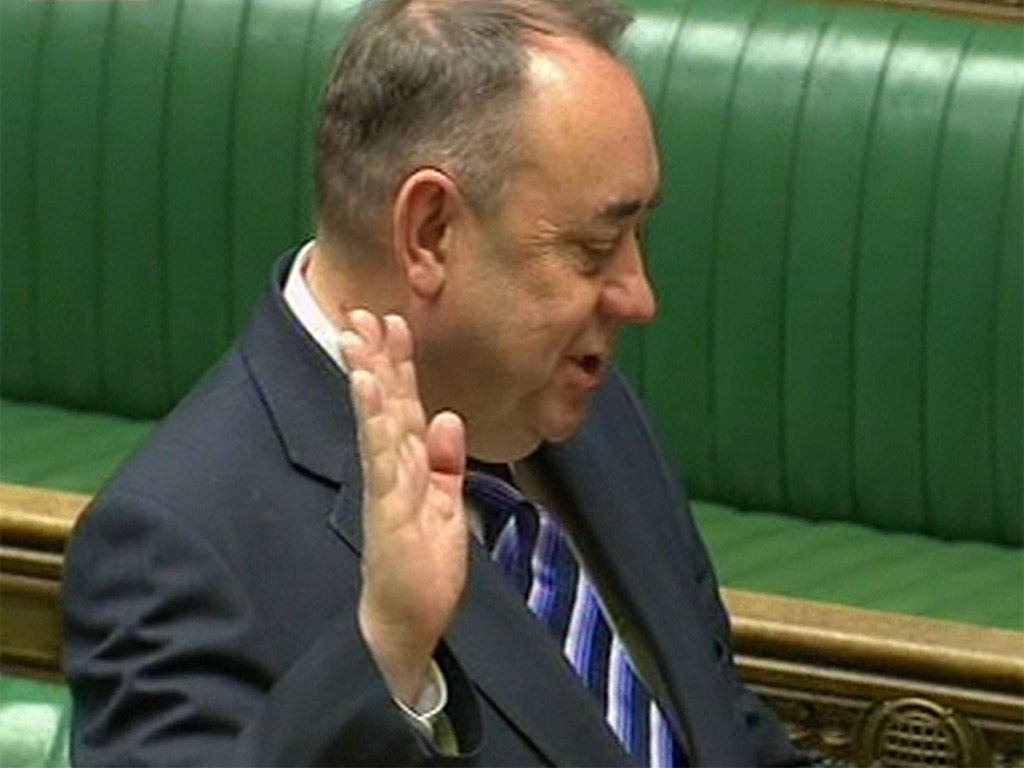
[2,0,1020,545]
[623,0,1023,546]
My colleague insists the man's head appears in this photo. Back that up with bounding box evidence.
[315,0,660,462]
[316,0,632,253]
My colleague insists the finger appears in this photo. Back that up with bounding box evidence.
[382,315,427,432]
[350,368,382,422]
[349,309,384,352]
[379,315,415,398]
[340,309,386,375]
[344,316,411,431]
[423,411,466,524]
[339,330,371,373]
[349,312,407,420]
[395,361,427,434]
[382,314,414,363]
[350,370,398,496]
[397,431,429,510]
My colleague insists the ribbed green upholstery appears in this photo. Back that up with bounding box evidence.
[634,0,1023,546]
[0,0,362,418]
[1,0,1020,629]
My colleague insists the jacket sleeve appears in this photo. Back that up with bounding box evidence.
[62,489,482,767]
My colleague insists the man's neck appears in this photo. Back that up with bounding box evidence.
[305,238,402,332]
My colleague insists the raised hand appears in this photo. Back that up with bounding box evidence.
[339,309,468,707]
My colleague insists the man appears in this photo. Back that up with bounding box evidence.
[63,0,808,765]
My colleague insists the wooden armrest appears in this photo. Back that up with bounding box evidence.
[723,588,1023,694]
[1,482,88,551]
[722,588,1023,764]
[1,483,89,674]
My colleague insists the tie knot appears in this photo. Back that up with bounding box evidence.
[464,471,539,551]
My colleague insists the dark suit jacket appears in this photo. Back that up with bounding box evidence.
[63,252,807,767]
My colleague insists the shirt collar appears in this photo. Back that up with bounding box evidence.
[283,240,348,372]
[282,241,516,494]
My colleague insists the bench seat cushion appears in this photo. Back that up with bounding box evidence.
[0,676,70,768]
[0,400,152,494]
[693,501,1023,632]
[2,398,1020,631]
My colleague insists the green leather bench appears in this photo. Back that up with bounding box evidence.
[2,0,1021,764]
[3,0,1019,626]
[0,677,70,768]
[617,0,1022,630]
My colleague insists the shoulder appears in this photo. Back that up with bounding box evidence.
[76,338,339,577]
[103,346,282,516]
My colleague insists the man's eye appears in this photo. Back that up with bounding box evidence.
[577,243,616,274]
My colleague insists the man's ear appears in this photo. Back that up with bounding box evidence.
[392,168,462,298]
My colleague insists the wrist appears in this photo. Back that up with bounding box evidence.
[358,599,433,706]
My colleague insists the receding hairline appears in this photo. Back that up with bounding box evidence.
[397,0,631,43]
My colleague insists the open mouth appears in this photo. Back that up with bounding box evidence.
[562,349,609,391]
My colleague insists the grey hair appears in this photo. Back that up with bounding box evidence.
[314,0,633,252]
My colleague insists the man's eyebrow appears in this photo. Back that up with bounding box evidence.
[595,190,662,223]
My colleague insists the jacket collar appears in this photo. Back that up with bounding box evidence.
[240,250,360,489]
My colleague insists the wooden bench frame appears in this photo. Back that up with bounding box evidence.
[823,0,1023,23]
[2,481,1021,765]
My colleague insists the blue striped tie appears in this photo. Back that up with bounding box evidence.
[465,470,688,768]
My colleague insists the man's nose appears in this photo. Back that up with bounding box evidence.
[599,243,657,323]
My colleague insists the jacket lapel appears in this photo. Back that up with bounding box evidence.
[447,542,632,767]
[240,252,360,488]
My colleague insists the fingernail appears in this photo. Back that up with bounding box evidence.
[349,308,374,327]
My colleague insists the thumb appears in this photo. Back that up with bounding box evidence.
[425,410,465,480]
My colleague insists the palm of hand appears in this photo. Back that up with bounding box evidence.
[341,310,468,705]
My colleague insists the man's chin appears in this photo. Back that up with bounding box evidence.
[466,395,593,460]
[539,398,592,444]
[466,424,544,464]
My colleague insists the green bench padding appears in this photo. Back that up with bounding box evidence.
[633,0,1023,548]
[693,502,1024,632]
[0,676,71,768]
[0,400,153,495]
[2,0,1020,632]
[3,399,1019,631]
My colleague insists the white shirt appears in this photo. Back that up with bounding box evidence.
[282,241,349,371]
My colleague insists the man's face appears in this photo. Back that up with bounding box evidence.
[415,38,660,462]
